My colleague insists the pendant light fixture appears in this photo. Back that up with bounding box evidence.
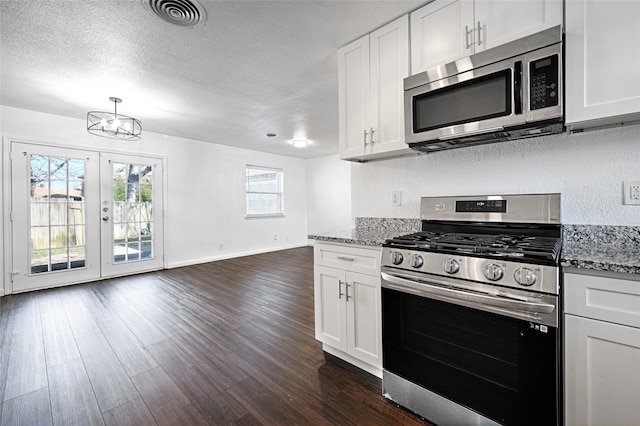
[87,97,142,141]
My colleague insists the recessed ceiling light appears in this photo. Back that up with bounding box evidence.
[290,139,310,148]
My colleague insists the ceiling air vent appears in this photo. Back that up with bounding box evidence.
[145,0,207,28]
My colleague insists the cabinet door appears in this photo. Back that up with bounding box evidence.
[566,0,640,129]
[314,265,347,352]
[345,271,382,368]
[338,34,370,160]
[475,0,563,52]
[410,0,473,73]
[370,15,410,155]
[565,315,640,426]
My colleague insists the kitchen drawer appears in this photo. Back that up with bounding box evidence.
[314,243,381,276]
[564,272,640,328]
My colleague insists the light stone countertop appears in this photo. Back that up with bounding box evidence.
[308,228,399,247]
[560,242,640,275]
[561,225,640,276]
[309,220,640,277]
[308,217,421,247]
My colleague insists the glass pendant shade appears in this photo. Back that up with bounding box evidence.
[87,97,142,140]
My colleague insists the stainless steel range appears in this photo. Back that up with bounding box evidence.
[381,194,562,426]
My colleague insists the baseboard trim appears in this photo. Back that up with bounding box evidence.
[167,243,311,269]
[321,343,382,379]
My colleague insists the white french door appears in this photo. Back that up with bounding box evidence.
[9,142,164,293]
[99,152,163,277]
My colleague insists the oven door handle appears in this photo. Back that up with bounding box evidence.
[381,271,555,314]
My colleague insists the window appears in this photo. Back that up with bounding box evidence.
[245,165,284,217]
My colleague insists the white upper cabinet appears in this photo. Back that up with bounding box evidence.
[410,0,563,74]
[338,35,370,160]
[338,15,413,162]
[475,0,563,51]
[410,0,474,73]
[565,0,640,130]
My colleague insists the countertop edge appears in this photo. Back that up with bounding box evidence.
[309,224,640,276]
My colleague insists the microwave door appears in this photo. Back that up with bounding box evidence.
[405,57,526,145]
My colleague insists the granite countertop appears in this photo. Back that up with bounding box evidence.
[560,242,640,275]
[560,225,640,275]
[308,228,398,247]
[309,220,640,277]
[308,217,422,247]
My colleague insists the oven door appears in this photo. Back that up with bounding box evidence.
[381,269,560,426]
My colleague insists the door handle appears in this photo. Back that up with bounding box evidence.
[338,280,344,299]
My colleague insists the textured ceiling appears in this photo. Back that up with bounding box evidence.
[0,0,425,159]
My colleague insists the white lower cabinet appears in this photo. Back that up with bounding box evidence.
[313,243,382,376]
[564,271,640,426]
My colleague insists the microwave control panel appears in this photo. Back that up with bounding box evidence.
[529,55,559,110]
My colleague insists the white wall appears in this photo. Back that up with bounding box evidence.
[306,154,352,233]
[1,106,308,287]
[351,125,640,225]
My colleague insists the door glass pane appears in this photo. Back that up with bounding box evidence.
[29,154,86,274]
[112,162,154,264]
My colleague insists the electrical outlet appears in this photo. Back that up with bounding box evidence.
[623,181,640,205]
[392,191,402,206]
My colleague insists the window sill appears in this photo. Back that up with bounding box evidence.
[245,213,285,219]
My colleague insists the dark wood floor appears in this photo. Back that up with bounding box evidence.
[0,247,431,425]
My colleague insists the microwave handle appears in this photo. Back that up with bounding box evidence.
[514,60,523,115]
[438,126,505,141]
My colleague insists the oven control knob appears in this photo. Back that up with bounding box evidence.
[390,251,404,265]
[409,254,424,268]
[515,268,537,286]
[443,258,459,274]
[483,263,504,281]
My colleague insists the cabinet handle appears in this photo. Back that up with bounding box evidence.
[345,282,351,301]
[465,25,471,49]
[363,129,369,146]
[338,280,344,299]
[477,21,482,46]
[370,127,375,144]
[337,256,354,262]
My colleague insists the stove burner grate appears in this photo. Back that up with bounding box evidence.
[386,231,562,263]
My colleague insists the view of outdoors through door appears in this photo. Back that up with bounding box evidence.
[29,154,87,273]
[111,162,154,263]
[100,152,163,279]
[9,142,164,294]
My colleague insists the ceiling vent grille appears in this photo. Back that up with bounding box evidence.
[145,0,207,28]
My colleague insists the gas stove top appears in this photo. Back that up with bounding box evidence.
[385,230,562,264]
[381,194,562,295]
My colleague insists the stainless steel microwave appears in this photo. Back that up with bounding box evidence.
[405,25,564,153]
